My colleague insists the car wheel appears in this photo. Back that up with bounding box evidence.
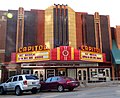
[57,85,64,92]
[15,86,22,96]
[69,88,74,91]
[0,87,5,95]
[31,89,37,94]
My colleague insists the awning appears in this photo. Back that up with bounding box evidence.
[111,40,120,64]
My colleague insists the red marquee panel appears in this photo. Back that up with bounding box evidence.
[74,48,79,60]
[60,46,71,60]
[103,53,106,62]
[50,48,57,60]
[51,46,79,61]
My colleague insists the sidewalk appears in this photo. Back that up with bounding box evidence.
[79,81,120,88]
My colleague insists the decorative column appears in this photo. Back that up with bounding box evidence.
[94,12,102,52]
[16,7,24,52]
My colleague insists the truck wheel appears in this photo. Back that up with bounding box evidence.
[31,89,37,94]
[0,87,5,95]
[15,86,22,96]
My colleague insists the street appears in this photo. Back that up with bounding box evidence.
[0,85,120,98]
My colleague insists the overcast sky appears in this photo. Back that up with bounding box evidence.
[0,0,119,27]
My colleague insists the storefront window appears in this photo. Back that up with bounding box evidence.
[22,69,33,74]
[57,68,66,76]
[46,69,55,78]
[90,69,98,79]
[67,69,76,79]
[9,71,16,77]
[89,68,110,81]
[98,69,105,77]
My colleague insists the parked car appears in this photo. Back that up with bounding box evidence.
[40,76,80,92]
[0,74,41,96]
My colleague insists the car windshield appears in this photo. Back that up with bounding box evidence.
[25,75,39,80]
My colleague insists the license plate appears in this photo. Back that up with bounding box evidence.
[32,82,36,84]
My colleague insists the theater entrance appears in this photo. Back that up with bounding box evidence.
[33,69,45,81]
[77,68,88,82]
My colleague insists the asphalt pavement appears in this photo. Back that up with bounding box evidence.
[0,82,120,98]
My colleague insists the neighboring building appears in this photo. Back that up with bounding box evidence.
[0,11,7,63]
[115,26,120,49]
[4,4,113,82]
[0,11,7,83]
[111,26,120,79]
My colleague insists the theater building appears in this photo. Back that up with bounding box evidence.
[4,4,113,82]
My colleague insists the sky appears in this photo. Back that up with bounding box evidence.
[0,0,119,27]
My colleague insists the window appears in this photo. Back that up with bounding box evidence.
[46,77,52,83]
[19,76,23,81]
[90,69,97,78]
[22,69,31,74]
[67,69,76,79]
[6,77,12,83]
[46,69,55,78]
[13,77,18,82]
[9,71,16,77]
[90,68,110,81]
[25,75,38,80]
[51,77,58,82]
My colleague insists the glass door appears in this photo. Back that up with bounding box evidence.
[105,68,111,81]
[77,68,88,82]
[33,69,45,81]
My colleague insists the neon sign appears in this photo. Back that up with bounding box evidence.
[18,45,49,53]
[81,45,101,53]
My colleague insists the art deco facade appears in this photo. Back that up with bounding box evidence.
[0,4,113,82]
[5,9,37,62]
[5,5,112,62]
